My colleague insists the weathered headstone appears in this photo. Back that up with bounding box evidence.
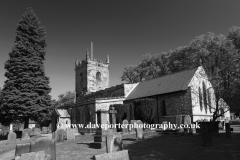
[129,120,136,133]
[54,129,65,142]
[109,106,118,132]
[66,128,75,140]
[73,127,79,135]
[176,115,182,128]
[29,129,34,136]
[30,137,56,160]
[0,129,3,136]
[122,119,129,134]
[135,120,144,141]
[106,133,123,153]
[33,128,41,135]
[94,150,129,160]
[22,129,30,140]
[15,143,31,157]
[87,127,92,134]
[184,115,191,133]
[42,127,48,134]
[7,131,16,145]
[184,115,191,125]
[49,124,52,133]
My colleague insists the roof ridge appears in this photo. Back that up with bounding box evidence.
[139,66,199,83]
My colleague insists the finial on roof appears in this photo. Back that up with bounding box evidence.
[75,58,79,66]
[106,55,109,64]
[91,42,93,61]
[86,49,90,61]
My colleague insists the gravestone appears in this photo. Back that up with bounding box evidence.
[15,143,31,157]
[73,127,79,135]
[175,115,182,128]
[49,124,52,133]
[106,133,123,153]
[109,106,118,132]
[87,127,92,134]
[129,120,136,133]
[30,137,56,160]
[122,119,129,134]
[33,128,41,135]
[200,122,212,147]
[7,131,16,145]
[22,129,30,140]
[54,129,65,142]
[0,129,3,136]
[225,123,231,138]
[184,115,191,133]
[29,129,34,136]
[94,150,129,160]
[42,127,48,134]
[135,120,144,141]
[66,128,75,140]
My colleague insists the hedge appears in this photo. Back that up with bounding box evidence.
[133,98,156,124]
[110,98,156,124]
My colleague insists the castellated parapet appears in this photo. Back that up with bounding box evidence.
[75,43,110,102]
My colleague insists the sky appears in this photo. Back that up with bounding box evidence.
[0,0,240,100]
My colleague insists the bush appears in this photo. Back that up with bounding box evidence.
[133,98,156,124]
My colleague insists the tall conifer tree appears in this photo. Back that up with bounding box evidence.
[1,8,52,128]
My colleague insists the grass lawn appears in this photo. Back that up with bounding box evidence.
[1,131,240,160]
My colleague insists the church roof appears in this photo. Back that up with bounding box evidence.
[55,109,70,118]
[125,67,198,100]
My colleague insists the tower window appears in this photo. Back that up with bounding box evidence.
[96,72,101,81]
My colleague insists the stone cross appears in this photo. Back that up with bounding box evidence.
[109,107,117,132]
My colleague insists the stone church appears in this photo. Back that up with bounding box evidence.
[57,43,230,128]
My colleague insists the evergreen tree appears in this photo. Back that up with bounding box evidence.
[1,8,52,128]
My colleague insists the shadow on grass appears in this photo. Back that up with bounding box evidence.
[122,138,137,141]
[76,142,91,148]
[124,132,240,160]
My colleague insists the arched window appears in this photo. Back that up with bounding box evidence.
[161,100,166,116]
[96,72,101,81]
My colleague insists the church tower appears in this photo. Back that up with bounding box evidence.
[75,42,110,102]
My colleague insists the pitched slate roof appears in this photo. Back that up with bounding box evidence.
[125,68,198,100]
[56,109,70,117]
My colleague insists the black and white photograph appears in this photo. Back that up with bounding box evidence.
[0,1,240,160]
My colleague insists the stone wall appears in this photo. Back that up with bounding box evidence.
[75,59,110,102]
[124,88,192,123]
[157,88,192,117]
[87,60,109,93]
[75,60,88,99]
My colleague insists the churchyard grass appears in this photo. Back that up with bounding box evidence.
[1,131,240,160]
